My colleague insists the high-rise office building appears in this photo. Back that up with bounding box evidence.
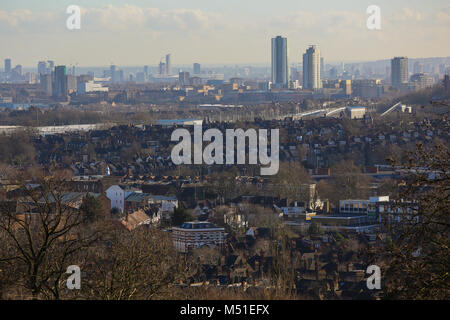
[117,70,124,83]
[110,65,117,80]
[13,65,22,76]
[110,65,124,83]
[271,36,289,88]
[40,74,52,96]
[320,57,325,80]
[303,45,322,90]
[47,61,54,74]
[340,80,352,95]
[66,74,77,94]
[193,63,201,75]
[179,71,190,86]
[159,61,166,75]
[290,67,300,81]
[54,65,67,97]
[38,61,48,78]
[165,54,172,75]
[391,57,408,88]
[4,59,11,74]
[413,61,424,74]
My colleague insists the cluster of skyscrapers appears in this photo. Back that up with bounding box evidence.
[271,36,323,90]
[1,38,447,98]
[2,58,34,83]
[37,61,55,79]
[390,56,436,91]
[159,54,172,76]
[270,36,441,93]
[39,65,79,97]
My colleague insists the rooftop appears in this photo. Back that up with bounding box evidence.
[178,221,223,230]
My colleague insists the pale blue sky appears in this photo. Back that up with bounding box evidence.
[0,0,449,66]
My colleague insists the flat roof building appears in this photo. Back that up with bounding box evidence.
[271,36,289,88]
[345,106,366,119]
[391,57,408,89]
[172,221,225,253]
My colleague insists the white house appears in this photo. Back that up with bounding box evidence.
[106,185,125,213]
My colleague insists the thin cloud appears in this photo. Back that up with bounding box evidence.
[0,4,448,65]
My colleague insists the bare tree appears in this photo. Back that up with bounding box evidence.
[323,160,371,206]
[79,225,188,300]
[379,143,449,299]
[0,170,97,299]
[272,162,311,206]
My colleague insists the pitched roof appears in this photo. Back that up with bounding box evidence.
[120,210,150,231]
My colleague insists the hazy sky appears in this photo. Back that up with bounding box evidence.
[1,0,449,67]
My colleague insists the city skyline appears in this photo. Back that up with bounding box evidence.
[0,1,449,67]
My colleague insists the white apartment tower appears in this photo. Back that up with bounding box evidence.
[303,45,322,90]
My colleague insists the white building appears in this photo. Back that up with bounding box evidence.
[106,185,125,213]
[172,221,225,253]
[303,45,322,90]
[77,80,109,94]
[345,106,366,119]
[339,196,389,217]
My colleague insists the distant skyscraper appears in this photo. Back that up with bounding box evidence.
[341,79,352,95]
[271,36,289,88]
[110,65,123,83]
[290,67,299,81]
[54,65,67,97]
[38,61,48,77]
[165,54,172,75]
[193,63,201,75]
[179,71,190,86]
[159,61,166,75]
[391,57,408,88]
[303,45,322,90]
[144,65,149,76]
[413,61,424,74]
[320,57,325,80]
[117,70,124,83]
[40,74,52,96]
[66,74,77,94]
[13,65,23,76]
[47,60,54,74]
[4,59,11,74]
